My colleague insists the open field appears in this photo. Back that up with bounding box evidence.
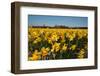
[28,27,88,61]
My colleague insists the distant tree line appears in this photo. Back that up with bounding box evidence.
[29,24,88,29]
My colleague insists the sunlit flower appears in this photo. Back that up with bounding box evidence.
[51,33,59,41]
[77,49,85,59]
[48,38,53,44]
[33,37,42,44]
[70,45,76,51]
[41,47,48,57]
[52,42,60,52]
[62,44,67,51]
[32,50,40,60]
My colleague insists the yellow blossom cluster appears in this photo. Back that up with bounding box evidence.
[28,27,88,61]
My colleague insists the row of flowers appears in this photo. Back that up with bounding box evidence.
[28,27,88,61]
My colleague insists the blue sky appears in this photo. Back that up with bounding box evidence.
[28,15,88,27]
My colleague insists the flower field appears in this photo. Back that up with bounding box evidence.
[28,27,88,61]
